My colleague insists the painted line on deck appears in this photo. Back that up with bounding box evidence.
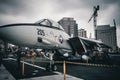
[5,58,46,70]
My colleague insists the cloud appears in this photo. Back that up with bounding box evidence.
[0,0,119,29]
[0,0,26,15]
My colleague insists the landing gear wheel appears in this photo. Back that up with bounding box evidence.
[52,64,57,71]
[46,64,57,71]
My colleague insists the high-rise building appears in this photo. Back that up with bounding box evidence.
[96,25,117,51]
[78,28,87,38]
[58,17,78,37]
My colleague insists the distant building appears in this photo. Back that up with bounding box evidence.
[58,17,78,37]
[78,28,87,38]
[96,25,117,51]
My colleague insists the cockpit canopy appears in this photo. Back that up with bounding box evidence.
[35,19,64,31]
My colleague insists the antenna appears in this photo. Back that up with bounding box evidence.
[88,5,100,39]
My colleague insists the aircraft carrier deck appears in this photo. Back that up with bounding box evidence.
[0,54,120,80]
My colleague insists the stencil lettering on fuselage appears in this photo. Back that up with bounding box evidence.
[37,28,45,36]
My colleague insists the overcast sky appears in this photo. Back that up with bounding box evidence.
[0,0,120,47]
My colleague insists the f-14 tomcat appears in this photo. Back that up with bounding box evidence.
[0,19,111,71]
[0,19,72,71]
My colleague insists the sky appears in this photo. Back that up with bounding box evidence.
[0,0,120,47]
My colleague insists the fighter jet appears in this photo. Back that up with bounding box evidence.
[0,19,72,71]
[0,19,111,71]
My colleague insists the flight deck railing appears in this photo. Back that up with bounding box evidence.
[22,57,119,68]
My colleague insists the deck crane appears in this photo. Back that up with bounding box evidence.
[88,5,100,39]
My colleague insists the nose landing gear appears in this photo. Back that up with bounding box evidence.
[45,50,57,71]
[46,63,57,71]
